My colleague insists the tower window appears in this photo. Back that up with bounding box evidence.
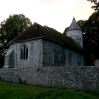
[20,44,28,59]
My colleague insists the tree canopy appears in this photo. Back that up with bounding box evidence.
[0,14,32,67]
[87,0,99,11]
[77,10,99,65]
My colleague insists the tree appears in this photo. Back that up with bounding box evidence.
[77,10,99,65]
[77,20,86,30]
[87,0,99,11]
[0,14,32,67]
[87,0,97,3]
[83,10,99,56]
[63,27,68,35]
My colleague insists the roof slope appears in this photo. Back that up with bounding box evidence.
[10,22,84,54]
[67,17,81,31]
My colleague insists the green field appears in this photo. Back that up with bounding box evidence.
[0,81,99,99]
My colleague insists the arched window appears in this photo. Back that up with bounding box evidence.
[20,44,28,59]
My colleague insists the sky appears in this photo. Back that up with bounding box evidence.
[0,0,94,33]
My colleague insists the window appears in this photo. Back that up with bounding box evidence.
[57,53,61,61]
[78,56,81,66]
[52,53,54,64]
[20,44,28,59]
[69,53,72,65]
[56,53,61,62]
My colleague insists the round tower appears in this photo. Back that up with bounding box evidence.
[66,17,83,48]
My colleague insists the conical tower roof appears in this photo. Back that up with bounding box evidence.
[67,17,81,31]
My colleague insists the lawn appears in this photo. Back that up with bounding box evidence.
[0,81,99,99]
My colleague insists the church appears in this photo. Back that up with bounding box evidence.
[4,18,85,68]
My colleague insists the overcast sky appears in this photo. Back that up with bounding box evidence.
[0,0,94,32]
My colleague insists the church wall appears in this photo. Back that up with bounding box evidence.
[15,39,43,68]
[9,51,15,67]
[43,40,84,66]
[4,56,9,67]
[0,66,99,91]
[29,39,43,68]
[4,38,84,68]
[43,40,66,66]
[66,30,83,48]
[65,50,84,66]
[4,44,15,68]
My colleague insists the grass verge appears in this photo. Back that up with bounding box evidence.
[0,81,99,99]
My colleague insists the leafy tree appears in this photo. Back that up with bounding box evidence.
[77,20,94,65]
[0,14,32,67]
[83,10,99,57]
[77,20,86,30]
[87,0,99,11]
[77,10,99,65]
[87,0,97,3]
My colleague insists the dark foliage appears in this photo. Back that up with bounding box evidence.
[77,11,99,65]
[0,14,32,67]
[87,0,99,11]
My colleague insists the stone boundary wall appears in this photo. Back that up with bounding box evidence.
[0,66,99,91]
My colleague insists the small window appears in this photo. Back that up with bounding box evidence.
[20,44,28,59]
[78,56,81,66]
[58,53,61,61]
[52,53,54,64]
[69,53,72,65]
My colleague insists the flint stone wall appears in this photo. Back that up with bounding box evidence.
[0,66,99,91]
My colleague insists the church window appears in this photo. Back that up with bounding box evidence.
[78,56,81,66]
[58,53,61,61]
[52,53,54,64]
[20,44,28,59]
[69,53,72,65]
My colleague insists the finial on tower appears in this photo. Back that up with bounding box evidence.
[67,17,81,31]
[73,16,75,20]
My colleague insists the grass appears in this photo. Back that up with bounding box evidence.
[0,81,99,99]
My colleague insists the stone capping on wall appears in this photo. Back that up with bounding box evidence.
[0,66,99,91]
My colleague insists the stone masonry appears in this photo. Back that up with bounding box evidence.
[0,66,99,91]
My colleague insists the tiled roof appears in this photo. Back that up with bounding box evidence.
[9,22,84,54]
[67,17,81,31]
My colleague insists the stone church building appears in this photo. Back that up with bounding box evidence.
[4,18,85,68]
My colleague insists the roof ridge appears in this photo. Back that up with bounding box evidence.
[34,23,45,37]
[44,26,64,44]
